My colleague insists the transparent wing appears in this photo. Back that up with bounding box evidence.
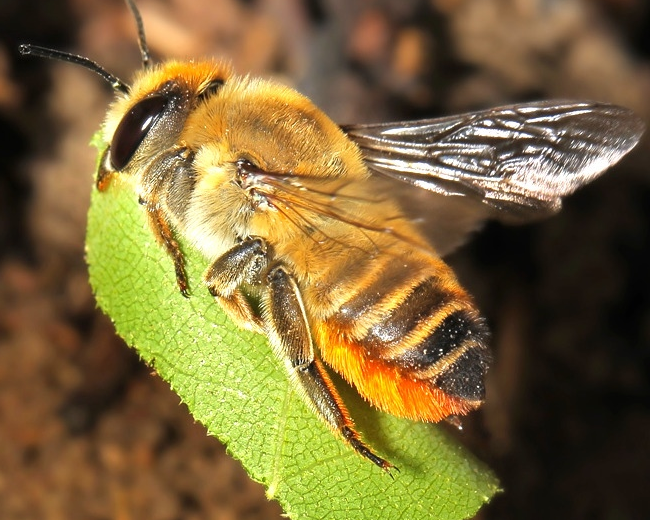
[344,100,645,224]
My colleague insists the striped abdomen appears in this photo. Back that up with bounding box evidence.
[314,252,491,422]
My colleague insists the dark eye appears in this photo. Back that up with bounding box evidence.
[110,95,168,170]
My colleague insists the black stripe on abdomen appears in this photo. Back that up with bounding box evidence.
[336,268,491,403]
[358,277,491,402]
[362,277,451,346]
[403,308,490,401]
[395,310,483,370]
[436,342,491,401]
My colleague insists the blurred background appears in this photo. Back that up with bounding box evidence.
[1,0,649,518]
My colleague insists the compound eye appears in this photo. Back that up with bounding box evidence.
[110,95,168,170]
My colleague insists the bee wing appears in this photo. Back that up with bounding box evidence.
[344,100,645,254]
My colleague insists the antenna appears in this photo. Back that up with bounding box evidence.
[125,0,151,68]
[19,0,156,92]
[18,44,130,94]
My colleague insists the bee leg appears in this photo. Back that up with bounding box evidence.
[265,264,393,471]
[144,204,190,297]
[203,237,267,333]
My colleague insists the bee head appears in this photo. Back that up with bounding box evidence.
[102,60,232,176]
[19,0,230,179]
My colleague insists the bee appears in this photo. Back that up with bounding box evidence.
[20,0,645,471]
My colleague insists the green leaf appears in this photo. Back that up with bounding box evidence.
[86,137,499,520]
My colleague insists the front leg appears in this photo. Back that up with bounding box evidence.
[145,203,190,297]
[265,264,392,471]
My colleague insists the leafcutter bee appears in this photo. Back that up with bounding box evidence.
[20,0,645,470]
